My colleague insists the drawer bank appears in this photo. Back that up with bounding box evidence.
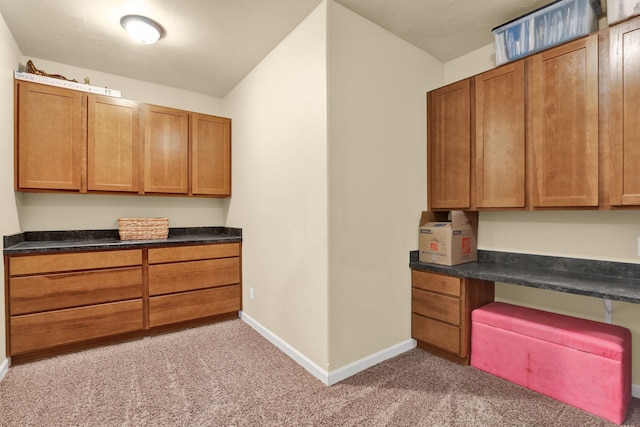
[3,227,242,363]
[471,302,631,424]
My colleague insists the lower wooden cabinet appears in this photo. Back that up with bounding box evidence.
[147,243,241,326]
[5,242,241,361]
[10,300,143,355]
[411,269,494,364]
[149,285,241,327]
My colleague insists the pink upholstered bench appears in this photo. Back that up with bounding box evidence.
[471,302,632,424]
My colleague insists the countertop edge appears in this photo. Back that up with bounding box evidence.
[3,227,243,255]
[409,250,640,304]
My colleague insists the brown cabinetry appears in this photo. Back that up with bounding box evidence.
[427,80,472,210]
[528,35,599,208]
[7,250,144,355]
[142,104,190,194]
[15,80,232,198]
[5,241,242,361]
[609,18,640,206]
[87,95,140,192]
[15,81,83,191]
[148,243,241,327]
[141,105,232,197]
[191,113,232,196]
[428,33,600,210]
[411,270,493,364]
[474,61,526,209]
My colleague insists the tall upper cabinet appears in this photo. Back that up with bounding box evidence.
[191,113,232,196]
[609,18,640,206]
[16,82,83,191]
[474,60,526,209]
[142,104,190,195]
[427,80,471,210]
[528,35,599,208]
[87,95,139,193]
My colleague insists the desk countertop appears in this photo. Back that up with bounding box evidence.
[409,250,640,304]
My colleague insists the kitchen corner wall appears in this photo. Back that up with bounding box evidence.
[222,0,444,373]
[444,45,640,390]
[325,1,442,370]
[0,12,22,370]
[223,2,330,367]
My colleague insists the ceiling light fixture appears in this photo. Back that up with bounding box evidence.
[120,15,165,44]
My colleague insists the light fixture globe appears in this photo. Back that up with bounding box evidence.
[120,15,165,44]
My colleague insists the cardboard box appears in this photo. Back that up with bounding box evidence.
[419,211,478,266]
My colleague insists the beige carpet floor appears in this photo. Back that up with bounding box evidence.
[0,318,638,426]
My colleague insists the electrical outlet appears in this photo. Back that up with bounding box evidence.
[249,287,254,301]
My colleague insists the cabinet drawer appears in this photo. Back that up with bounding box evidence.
[412,288,460,325]
[412,270,461,297]
[149,257,240,296]
[148,242,240,264]
[10,300,143,355]
[10,267,142,315]
[9,250,142,276]
[149,284,240,327]
[412,313,461,355]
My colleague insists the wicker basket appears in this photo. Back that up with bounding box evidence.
[118,218,169,240]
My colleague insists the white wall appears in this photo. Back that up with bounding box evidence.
[326,1,442,369]
[223,2,330,368]
[444,43,640,388]
[223,0,445,375]
[14,58,227,231]
[0,13,24,376]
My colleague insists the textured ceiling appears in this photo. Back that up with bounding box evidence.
[0,0,553,97]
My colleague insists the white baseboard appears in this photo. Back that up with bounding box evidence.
[0,357,10,381]
[327,338,416,385]
[239,311,415,386]
[633,383,640,399]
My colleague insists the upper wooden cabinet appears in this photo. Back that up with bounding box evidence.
[609,18,640,206]
[87,95,139,192]
[191,113,232,196]
[16,81,83,191]
[142,105,232,197]
[427,33,602,211]
[142,104,190,194]
[427,62,525,211]
[528,34,599,208]
[474,61,526,209]
[427,79,471,210]
[14,81,232,198]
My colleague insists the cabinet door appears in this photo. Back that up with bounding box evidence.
[427,79,471,209]
[529,35,599,207]
[191,113,231,196]
[87,96,139,192]
[143,104,189,194]
[16,81,83,191]
[609,18,640,206]
[475,61,526,208]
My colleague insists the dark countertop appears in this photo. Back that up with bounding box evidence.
[410,250,640,304]
[3,227,242,255]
